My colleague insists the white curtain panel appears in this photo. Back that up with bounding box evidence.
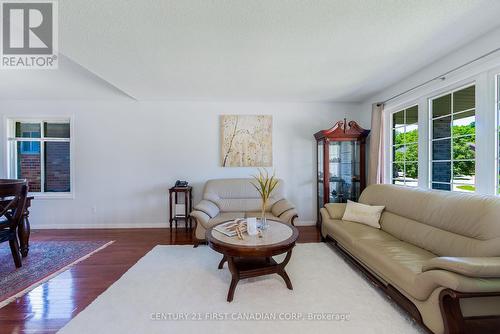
[368,103,385,185]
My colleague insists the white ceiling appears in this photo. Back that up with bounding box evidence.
[3,0,500,102]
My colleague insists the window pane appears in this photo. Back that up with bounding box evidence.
[406,106,418,125]
[404,124,418,144]
[393,145,405,162]
[432,139,451,161]
[433,116,451,139]
[392,178,405,185]
[405,162,418,187]
[393,111,404,127]
[432,161,451,183]
[453,161,475,184]
[44,142,71,192]
[432,94,451,118]
[453,86,475,112]
[390,106,418,187]
[454,184,475,192]
[392,163,404,181]
[393,127,405,146]
[15,122,41,138]
[405,143,418,162]
[432,183,451,191]
[16,142,41,192]
[453,135,475,160]
[44,122,70,138]
[498,76,500,102]
[453,110,475,137]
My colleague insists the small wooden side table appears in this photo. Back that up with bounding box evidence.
[168,186,193,230]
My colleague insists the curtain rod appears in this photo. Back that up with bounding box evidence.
[377,46,500,107]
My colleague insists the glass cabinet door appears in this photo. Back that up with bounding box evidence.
[328,140,360,202]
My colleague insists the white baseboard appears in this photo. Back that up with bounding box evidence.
[293,220,316,226]
[33,220,316,229]
[33,222,171,229]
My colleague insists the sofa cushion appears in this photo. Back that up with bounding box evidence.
[203,178,284,212]
[324,203,347,219]
[322,219,397,249]
[359,184,500,257]
[380,211,500,257]
[342,200,384,228]
[354,238,436,299]
[359,184,500,241]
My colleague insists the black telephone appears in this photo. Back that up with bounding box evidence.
[175,180,189,187]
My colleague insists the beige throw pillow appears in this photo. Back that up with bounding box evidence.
[341,200,385,229]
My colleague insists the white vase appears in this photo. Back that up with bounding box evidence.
[247,217,258,235]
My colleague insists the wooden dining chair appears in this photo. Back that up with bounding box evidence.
[0,179,28,268]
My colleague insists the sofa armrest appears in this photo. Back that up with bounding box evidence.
[271,199,296,217]
[189,210,210,227]
[324,203,347,219]
[278,208,298,225]
[422,257,500,278]
[193,199,220,218]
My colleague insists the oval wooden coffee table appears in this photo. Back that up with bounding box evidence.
[206,220,299,302]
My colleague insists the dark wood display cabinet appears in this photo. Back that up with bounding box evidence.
[314,119,370,226]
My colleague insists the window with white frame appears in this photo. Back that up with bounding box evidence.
[7,119,71,194]
[430,85,476,192]
[391,105,418,186]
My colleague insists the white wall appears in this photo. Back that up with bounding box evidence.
[0,100,361,228]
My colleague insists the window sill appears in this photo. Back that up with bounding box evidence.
[29,192,74,200]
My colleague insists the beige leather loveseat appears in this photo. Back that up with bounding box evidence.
[190,178,298,244]
[320,184,500,334]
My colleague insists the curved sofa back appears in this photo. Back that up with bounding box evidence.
[203,178,285,212]
[359,184,500,257]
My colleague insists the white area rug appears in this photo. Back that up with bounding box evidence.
[58,243,424,334]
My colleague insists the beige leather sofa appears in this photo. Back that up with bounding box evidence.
[190,178,298,243]
[320,184,500,334]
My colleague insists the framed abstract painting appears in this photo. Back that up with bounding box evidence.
[220,115,272,167]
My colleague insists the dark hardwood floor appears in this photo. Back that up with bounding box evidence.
[0,226,320,334]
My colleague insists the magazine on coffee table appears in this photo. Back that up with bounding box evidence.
[214,219,247,237]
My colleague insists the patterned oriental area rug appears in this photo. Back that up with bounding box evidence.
[0,240,113,308]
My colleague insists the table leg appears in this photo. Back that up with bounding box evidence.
[184,192,188,231]
[18,214,30,257]
[218,255,227,269]
[169,191,172,229]
[227,257,239,302]
[189,191,193,229]
[276,250,293,290]
[10,239,22,268]
[174,193,178,229]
